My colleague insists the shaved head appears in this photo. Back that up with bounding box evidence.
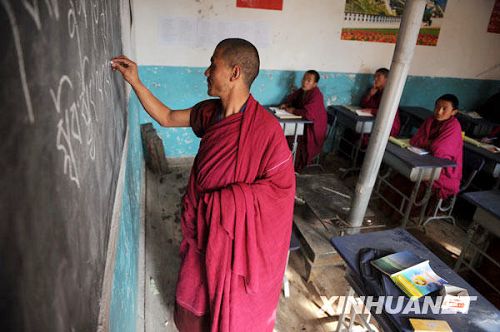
[216,38,260,88]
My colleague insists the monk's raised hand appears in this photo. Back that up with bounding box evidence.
[111,55,140,87]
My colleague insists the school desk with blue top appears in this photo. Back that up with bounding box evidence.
[327,105,375,175]
[455,190,500,295]
[398,106,432,137]
[457,111,499,137]
[375,142,456,228]
[331,228,500,332]
[463,142,500,188]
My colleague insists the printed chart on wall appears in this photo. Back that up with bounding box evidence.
[341,0,447,46]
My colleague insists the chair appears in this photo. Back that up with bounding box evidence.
[422,150,485,227]
[283,229,300,298]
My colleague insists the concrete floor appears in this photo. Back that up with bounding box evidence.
[142,153,497,331]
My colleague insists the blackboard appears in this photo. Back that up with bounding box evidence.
[0,1,126,330]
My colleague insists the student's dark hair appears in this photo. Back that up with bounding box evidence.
[375,67,389,77]
[436,94,459,110]
[216,38,260,87]
[305,70,320,83]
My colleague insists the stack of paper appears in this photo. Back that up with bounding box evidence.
[343,105,362,113]
[355,109,374,117]
[269,106,302,119]
[408,146,429,155]
[464,136,500,153]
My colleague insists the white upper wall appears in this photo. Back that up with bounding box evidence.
[133,0,500,80]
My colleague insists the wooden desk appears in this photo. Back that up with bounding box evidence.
[399,106,432,137]
[457,112,499,137]
[375,142,456,227]
[266,107,313,164]
[331,228,500,332]
[455,190,500,294]
[328,105,375,175]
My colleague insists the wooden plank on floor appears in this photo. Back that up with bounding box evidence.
[294,204,343,281]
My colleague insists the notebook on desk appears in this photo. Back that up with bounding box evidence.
[464,136,500,153]
[343,105,373,117]
[269,106,302,119]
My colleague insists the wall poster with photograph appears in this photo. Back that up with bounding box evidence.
[341,0,447,46]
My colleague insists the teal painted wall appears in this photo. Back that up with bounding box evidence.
[110,94,144,332]
[138,65,500,158]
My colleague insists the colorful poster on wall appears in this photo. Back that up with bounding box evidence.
[236,0,283,11]
[341,0,447,46]
[487,0,500,33]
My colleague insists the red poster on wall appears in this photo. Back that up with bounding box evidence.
[487,0,500,33]
[236,0,283,11]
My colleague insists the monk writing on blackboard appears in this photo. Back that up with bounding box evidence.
[112,38,295,332]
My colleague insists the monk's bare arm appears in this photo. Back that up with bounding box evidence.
[111,55,191,127]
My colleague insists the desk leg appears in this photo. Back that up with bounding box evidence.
[402,170,424,228]
[336,287,354,332]
[329,116,338,153]
[454,222,477,271]
[351,122,365,169]
[417,168,439,227]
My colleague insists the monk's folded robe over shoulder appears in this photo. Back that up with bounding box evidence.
[176,95,296,332]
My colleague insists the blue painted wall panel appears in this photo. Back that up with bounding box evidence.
[110,95,144,332]
[137,65,500,158]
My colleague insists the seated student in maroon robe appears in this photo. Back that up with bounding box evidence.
[279,70,327,172]
[341,68,401,150]
[112,38,295,332]
[360,67,400,140]
[410,93,463,199]
[379,94,463,221]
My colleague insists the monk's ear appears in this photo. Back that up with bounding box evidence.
[231,65,241,81]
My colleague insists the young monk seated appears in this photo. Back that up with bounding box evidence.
[379,94,463,221]
[280,70,327,172]
[341,68,401,152]
[410,93,463,199]
[360,67,401,141]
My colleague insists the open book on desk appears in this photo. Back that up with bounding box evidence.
[343,105,373,117]
[371,251,447,298]
[463,135,500,153]
[389,137,429,155]
[269,106,302,119]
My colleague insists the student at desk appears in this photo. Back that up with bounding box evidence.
[342,68,401,149]
[380,94,463,220]
[280,70,327,172]
[360,67,401,139]
[410,94,463,199]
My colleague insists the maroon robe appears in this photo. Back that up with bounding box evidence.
[285,86,327,171]
[360,88,401,137]
[175,95,295,332]
[410,116,463,199]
